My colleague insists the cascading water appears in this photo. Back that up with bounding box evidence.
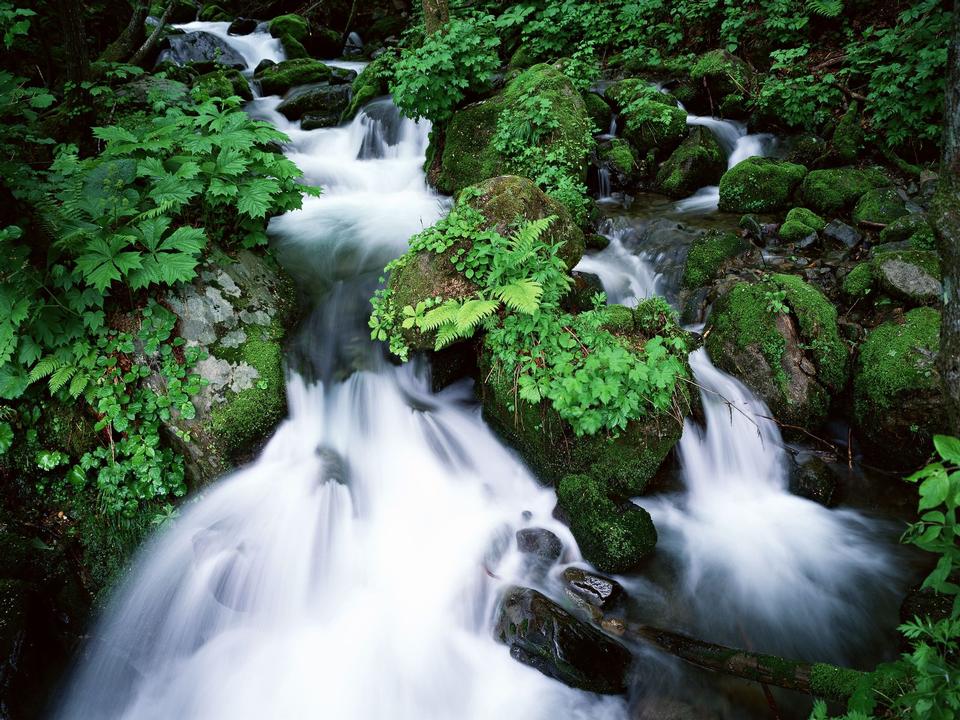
[675,114,778,213]
[54,24,626,720]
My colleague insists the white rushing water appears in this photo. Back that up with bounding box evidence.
[55,24,625,720]
[675,115,777,214]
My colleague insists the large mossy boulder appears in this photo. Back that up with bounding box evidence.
[851,187,908,226]
[255,58,336,96]
[840,249,941,306]
[853,308,947,468]
[480,299,690,496]
[388,176,584,353]
[689,49,755,117]
[799,167,891,216]
[158,248,299,485]
[268,13,310,59]
[604,79,687,157]
[195,67,252,100]
[656,126,725,197]
[718,157,807,213]
[557,474,657,572]
[495,586,632,694]
[706,274,848,428]
[682,229,749,289]
[437,63,592,194]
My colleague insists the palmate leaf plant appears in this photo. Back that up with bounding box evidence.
[812,435,960,720]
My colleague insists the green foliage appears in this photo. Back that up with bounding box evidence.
[391,16,501,123]
[371,205,688,437]
[812,436,960,720]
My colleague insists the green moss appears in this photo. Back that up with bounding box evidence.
[600,138,635,175]
[342,51,395,121]
[682,229,747,288]
[878,213,931,244]
[195,68,252,100]
[605,80,686,154]
[582,91,612,132]
[438,63,591,194]
[773,273,847,391]
[596,304,635,333]
[690,49,750,90]
[842,263,874,298]
[556,474,657,573]
[851,187,908,226]
[254,58,332,96]
[785,207,826,231]
[831,101,862,163]
[269,14,309,42]
[656,126,725,197]
[210,329,287,459]
[718,157,807,213]
[873,248,941,280]
[853,306,941,441]
[778,220,816,243]
[799,167,891,215]
[809,663,870,702]
[198,3,230,21]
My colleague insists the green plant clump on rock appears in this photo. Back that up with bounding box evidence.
[682,229,748,288]
[718,157,807,213]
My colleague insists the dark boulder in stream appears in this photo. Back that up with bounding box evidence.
[495,586,632,694]
[156,31,247,71]
[276,82,352,121]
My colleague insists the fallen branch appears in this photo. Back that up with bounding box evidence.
[129,0,176,67]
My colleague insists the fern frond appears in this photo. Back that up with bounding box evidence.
[28,356,62,383]
[419,302,462,331]
[454,299,498,332]
[48,365,76,395]
[494,279,543,314]
[806,0,843,17]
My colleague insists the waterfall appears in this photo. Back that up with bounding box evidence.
[54,23,625,720]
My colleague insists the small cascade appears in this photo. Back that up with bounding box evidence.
[597,166,612,200]
[174,21,283,72]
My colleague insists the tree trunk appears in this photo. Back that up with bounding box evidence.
[934,0,960,430]
[129,0,176,67]
[55,0,90,82]
[602,618,884,705]
[98,0,149,65]
[422,0,449,35]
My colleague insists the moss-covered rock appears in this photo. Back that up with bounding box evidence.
[269,13,310,59]
[718,158,807,213]
[689,50,754,117]
[195,67,252,100]
[799,167,891,216]
[437,63,592,194]
[275,82,352,120]
[582,91,612,132]
[786,207,826,231]
[831,102,862,163]
[158,248,299,486]
[872,249,942,305]
[604,80,686,156]
[599,138,636,176]
[198,3,230,21]
[842,263,874,298]
[706,274,848,427]
[779,208,825,244]
[852,187,908,226]
[682,229,749,288]
[480,299,689,496]
[878,213,934,247]
[388,176,584,352]
[342,51,396,121]
[853,308,946,468]
[254,58,335,96]
[557,475,657,573]
[656,126,725,198]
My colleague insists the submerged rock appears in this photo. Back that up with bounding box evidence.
[516,528,563,569]
[788,455,836,506]
[853,307,947,468]
[495,586,632,694]
[706,274,848,428]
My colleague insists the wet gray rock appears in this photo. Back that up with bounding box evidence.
[788,455,836,506]
[495,586,632,694]
[156,31,247,71]
[301,111,343,130]
[516,528,563,563]
[875,256,942,304]
[823,219,861,249]
[276,83,352,121]
[562,567,624,609]
[254,58,276,75]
